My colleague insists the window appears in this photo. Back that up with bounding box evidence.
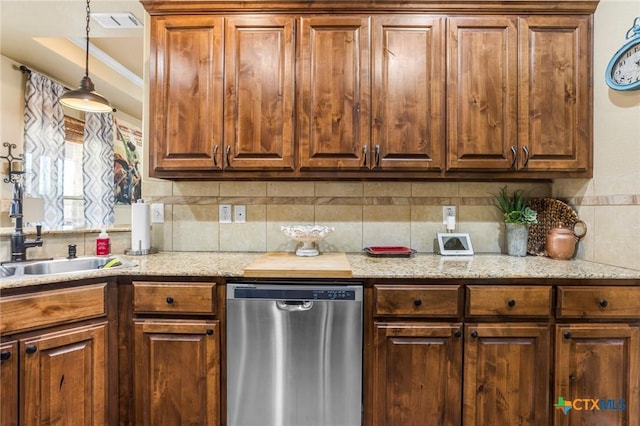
[63,116,85,228]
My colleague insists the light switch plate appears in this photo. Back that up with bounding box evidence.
[151,203,164,223]
[219,204,232,223]
[234,205,246,223]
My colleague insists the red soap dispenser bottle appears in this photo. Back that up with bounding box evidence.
[96,229,111,255]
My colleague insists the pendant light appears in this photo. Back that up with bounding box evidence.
[60,0,112,113]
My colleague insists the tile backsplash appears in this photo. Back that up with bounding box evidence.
[143,180,552,254]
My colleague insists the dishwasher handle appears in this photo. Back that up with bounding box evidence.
[276,300,313,312]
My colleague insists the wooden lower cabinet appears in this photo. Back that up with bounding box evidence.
[134,319,221,426]
[554,324,640,426]
[372,322,463,426]
[21,321,108,425]
[463,323,551,426]
[1,340,18,426]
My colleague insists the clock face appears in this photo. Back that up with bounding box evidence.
[611,42,640,86]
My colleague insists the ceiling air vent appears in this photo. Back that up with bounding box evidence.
[91,12,142,29]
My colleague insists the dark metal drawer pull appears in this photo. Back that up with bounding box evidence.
[166,296,174,304]
[599,299,609,308]
[507,299,516,307]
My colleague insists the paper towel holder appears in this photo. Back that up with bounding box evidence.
[127,199,158,255]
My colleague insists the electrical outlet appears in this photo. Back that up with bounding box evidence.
[151,203,164,223]
[234,205,246,223]
[219,204,232,223]
[442,205,456,224]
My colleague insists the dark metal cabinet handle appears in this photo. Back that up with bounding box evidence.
[599,299,609,308]
[25,345,37,355]
[507,299,516,307]
[225,146,231,168]
[362,145,368,167]
[563,331,572,339]
[413,299,422,307]
[522,146,530,168]
[470,330,479,338]
[166,296,174,304]
[0,351,11,361]
[510,145,517,169]
[453,330,462,338]
[206,329,214,336]
[213,145,219,167]
[374,145,380,167]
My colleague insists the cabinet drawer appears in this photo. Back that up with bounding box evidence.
[374,285,460,317]
[0,283,107,334]
[466,285,552,317]
[133,282,217,315]
[557,286,640,318]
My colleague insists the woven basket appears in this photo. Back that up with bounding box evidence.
[527,198,580,256]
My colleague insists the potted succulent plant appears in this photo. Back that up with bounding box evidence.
[491,186,538,256]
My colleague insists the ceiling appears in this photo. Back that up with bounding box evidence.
[1,1,146,120]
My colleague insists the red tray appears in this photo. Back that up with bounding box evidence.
[363,246,416,257]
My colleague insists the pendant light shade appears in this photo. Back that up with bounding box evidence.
[59,0,112,113]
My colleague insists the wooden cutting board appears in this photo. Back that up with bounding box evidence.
[244,252,352,278]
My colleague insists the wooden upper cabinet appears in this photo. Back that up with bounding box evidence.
[371,16,445,171]
[224,16,295,171]
[298,16,371,170]
[150,15,224,172]
[447,16,519,171]
[447,15,592,175]
[519,16,591,173]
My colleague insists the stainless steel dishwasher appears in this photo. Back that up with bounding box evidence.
[226,281,363,426]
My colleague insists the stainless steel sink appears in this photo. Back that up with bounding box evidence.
[0,255,136,279]
[0,265,16,278]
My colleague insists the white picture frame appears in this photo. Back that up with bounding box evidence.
[437,233,474,256]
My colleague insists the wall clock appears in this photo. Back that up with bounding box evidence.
[605,17,640,91]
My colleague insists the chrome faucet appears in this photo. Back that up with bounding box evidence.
[9,181,43,261]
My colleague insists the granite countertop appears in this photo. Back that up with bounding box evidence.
[2,251,640,290]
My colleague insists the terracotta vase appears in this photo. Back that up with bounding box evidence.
[546,226,578,260]
[505,223,529,257]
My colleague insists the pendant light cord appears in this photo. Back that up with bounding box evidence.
[84,0,91,79]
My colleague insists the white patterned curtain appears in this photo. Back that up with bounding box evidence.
[23,71,66,229]
[83,112,115,228]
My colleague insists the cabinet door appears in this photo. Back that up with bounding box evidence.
[372,16,445,171]
[372,322,462,426]
[1,340,18,426]
[150,15,224,171]
[224,16,295,171]
[464,323,551,426]
[554,324,639,426]
[21,322,108,426]
[447,17,518,171]
[134,319,220,426]
[518,16,591,173]
[299,16,370,170]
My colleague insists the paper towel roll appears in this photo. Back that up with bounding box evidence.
[131,202,151,251]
